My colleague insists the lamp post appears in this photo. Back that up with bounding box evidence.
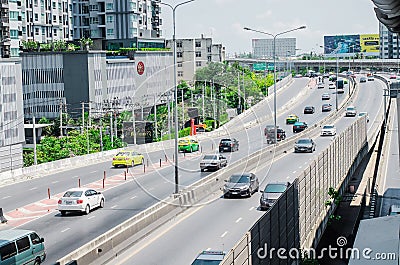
[161,0,195,195]
[320,45,339,111]
[244,25,306,144]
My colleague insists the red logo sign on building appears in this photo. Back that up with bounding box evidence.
[137,61,145,75]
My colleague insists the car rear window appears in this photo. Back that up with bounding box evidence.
[297,139,311,144]
[203,155,217,160]
[264,184,287,193]
[323,125,334,129]
[229,175,250,183]
[116,152,130,156]
[63,191,83,197]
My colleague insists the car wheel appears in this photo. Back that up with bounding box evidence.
[84,205,90,215]
[34,258,41,265]
[131,161,135,167]
[60,210,66,216]
[248,189,252,197]
[141,158,144,165]
[100,199,104,208]
[190,147,193,153]
[200,168,204,172]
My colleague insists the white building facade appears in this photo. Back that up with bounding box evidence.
[252,38,296,58]
[380,22,400,59]
[166,35,225,82]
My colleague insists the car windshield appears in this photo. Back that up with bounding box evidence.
[191,259,223,265]
[203,155,217,160]
[220,139,231,144]
[323,125,334,129]
[297,139,311,144]
[63,191,83,197]
[359,113,366,116]
[229,175,250,183]
[347,107,355,111]
[116,152,130,156]
[264,184,287,193]
[179,139,189,144]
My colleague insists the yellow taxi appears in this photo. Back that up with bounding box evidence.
[178,138,199,153]
[286,114,299,124]
[112,150,144,167]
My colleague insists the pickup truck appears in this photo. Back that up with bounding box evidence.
[200,154,227,172]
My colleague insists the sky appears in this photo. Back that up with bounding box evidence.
[160,0,379,56]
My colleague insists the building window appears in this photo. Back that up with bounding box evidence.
[208,56,211,62]
[195,41,201,48]
[207,46,211,53]
[9,11,19,20]
[129,1,136,10]
[53,15,56,23]
[177,52,182,58]
[10,48,19,57]
[129,27,137,36]
[42,28,45,35]
[177,71,183,77]
[35,13,38,21]
[89,17,98,24]
[195,51,201,57]
[129,14,137,22]
[10,30,18,39]
[107,29,114,36]
[89,4,98,11]
[176,42,182,48]
[196,61,201,67]
[106,3,113,10]
[177,62,182,67]
[52,1,56,8]
[53,29,57,36]
[106,15,113,23]
[35,28,39,35]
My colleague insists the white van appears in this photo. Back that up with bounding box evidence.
[0,229,45,265]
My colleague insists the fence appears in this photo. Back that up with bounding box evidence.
[221,117,368,265]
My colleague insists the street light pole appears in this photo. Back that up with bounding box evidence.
[244,25,306,144]
[161,0,195,195]
[320,45,339,111]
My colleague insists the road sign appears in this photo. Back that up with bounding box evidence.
[267,63,274,71]
[253,63,266,71]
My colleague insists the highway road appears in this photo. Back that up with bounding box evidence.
[0,76,352,264]
[108,76,385,265]
[379,98,400,216]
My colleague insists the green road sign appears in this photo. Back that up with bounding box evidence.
[267,63,274,71]
[253,63,266,71]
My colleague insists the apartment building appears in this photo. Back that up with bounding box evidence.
[165,34,226,82]
[73,0,163,50]
[0,0,73,58]
[0,59,25,172]
[380,22,400,59]
[252,38,296,58]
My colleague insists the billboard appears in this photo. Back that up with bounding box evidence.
[360,34,379,55]
[323,34,379,57]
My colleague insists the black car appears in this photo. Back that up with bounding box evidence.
[219,138,239,152]
[223,173,260,198]
[293,122,308,133]
[304,106,315,114]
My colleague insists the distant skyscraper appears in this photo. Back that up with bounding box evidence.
[252,38,296,58]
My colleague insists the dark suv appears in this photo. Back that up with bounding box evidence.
[293,122,308,133]
[304,106,315,114]
[219,138,239,152]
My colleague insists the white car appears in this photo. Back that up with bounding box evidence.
[58,188,105,216]
[358,112,369,122]
[322,93,330,100]
[321,124,336,136]
[345,106,357,117]
[317,82,324,89]
[328,83,335,89]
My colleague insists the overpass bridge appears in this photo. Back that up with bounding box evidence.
[226,58,400,72]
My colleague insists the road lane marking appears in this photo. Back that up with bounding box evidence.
[2,196,10,199]
[304,162,307,165]
[249,207,254,211]
[235,217,242,223]
[90,170,97,173]
[72,175,79,178]
[130,196,137,200]
[286,177,290,179]
[299,166,302,169]
[52,181,59,184]
[292,171,296,174]
[206,248,211,251]
[111,205,118,209]
[88,216,95,220]
[61,228,70,233]
[148,188,155,191]
[29,187,37,191]
[220,231,228,238]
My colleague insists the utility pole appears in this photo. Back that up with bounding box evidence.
[154,95,158,139]
[242,70,245,111]
[81,102,85,134]
[202,81,205,123]
[110,112,113,147]
[88,102,91,127]
[59,100,63,136]
[100,117,103,152]
[114,112,117,140]
[33,116,37,165]
[181,88,184,129]
[237,72,241,114]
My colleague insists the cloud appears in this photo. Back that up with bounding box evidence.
[256,10,272,20]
